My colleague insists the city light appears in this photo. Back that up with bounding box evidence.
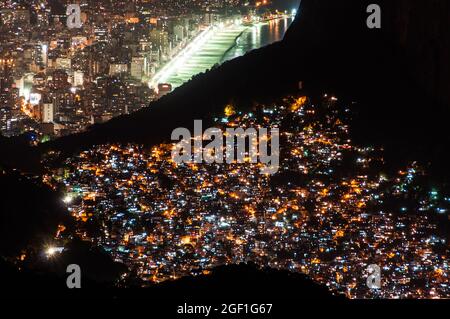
[49,95,450,298]
[45,246,63,257]
[149,26,217,88]
[63,194,73,204]
[1,2,292,138]
[46,247,57,256]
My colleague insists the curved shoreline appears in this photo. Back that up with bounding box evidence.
[219,18,293,64]
[164,18,292,88]
[220,28,248,62]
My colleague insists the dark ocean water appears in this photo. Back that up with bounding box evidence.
[221,17,293,62]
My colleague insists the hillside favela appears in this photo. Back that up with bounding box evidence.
[1,0,450,310]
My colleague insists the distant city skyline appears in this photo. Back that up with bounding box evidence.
[0,0,294,139]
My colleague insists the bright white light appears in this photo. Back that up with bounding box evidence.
[46,247,57,256]
[23,88,31,100]
[292,9,298,16]
[70,87,77,94]
[29,92,41,105]
[63,194,73,204]
[45,246,64,257]
[149,26,218,88]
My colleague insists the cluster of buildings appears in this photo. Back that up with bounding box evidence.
[46,95,450,298]
[0,0,261,139]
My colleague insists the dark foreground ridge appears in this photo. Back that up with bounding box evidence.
[1,259,342,300]
[133,262,343,300]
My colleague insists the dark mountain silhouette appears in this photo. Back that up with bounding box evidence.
[0,169,72,257]
[0,238,126,295]
[2,260,343,301]
[122,262,344,301]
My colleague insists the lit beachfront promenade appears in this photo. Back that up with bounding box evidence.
[149,16,294,89]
